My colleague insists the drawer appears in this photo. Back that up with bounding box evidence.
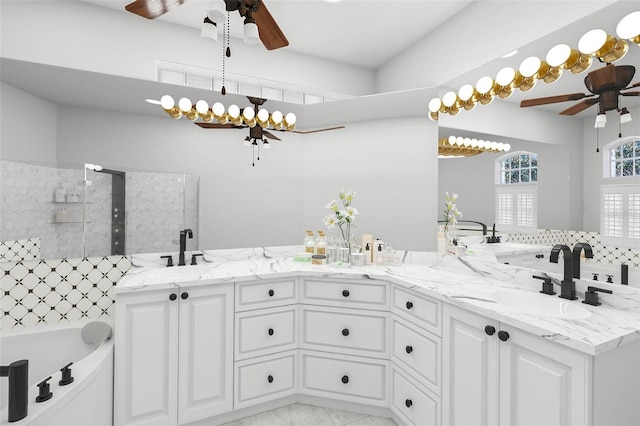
[235,277,297,311]
[392,316,441,395]
[300,278,389,310]
[299,351,388,406]
[392,285,441,335]
[300,306,388,358]
[235,305,297,360]
[391,367,440,426]
[235,351,297,408]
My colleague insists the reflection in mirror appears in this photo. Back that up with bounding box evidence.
[0,160,199,261]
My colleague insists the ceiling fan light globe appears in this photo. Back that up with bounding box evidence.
[201,18,218,41]
[620,109,632,124]
[160,95,175,110]
[594,113,607,128]
[207,0,226,23]
[616,11,640,43]
[243,22,260,45]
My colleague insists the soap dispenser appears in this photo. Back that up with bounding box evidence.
[54,184,67,202]
[373,239,384,266]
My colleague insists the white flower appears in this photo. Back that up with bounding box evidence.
[323,214,338,228]
[344,206,359,218]
[345,190,356,202]
[325,200,339,211]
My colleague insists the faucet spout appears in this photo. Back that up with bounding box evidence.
[572,242,594,279]
[549,244,577,300]
[178,229,193,266]
[1,359,29,422]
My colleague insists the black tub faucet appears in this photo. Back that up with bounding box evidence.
[549,244,577,300]
[0,359,29,422]
[572,242,594,279]
[178,229,193,266]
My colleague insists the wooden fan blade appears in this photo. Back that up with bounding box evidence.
[254,1,289,50]
[262,130,281,141]
[559,98,599,116]
[125,0,188,19]
[520,93,590,108]
[621,91,639,96]
[292,126,346,134]
[194,122,241,129]
[625,81,640,89]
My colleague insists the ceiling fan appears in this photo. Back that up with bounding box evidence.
[520,63,639,115]
[124,0,288,50]
[194,96,345,139]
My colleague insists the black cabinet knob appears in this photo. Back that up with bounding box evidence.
[405,399,413,408]
[268,328,274,336]
[267,375,274,383]
[405,345,413,354]
[406,301,414,310]
[181,292,189,300]
[341,375,349,384]
[342,328,350,336]
[268,289,275,297]
[485,325,496,336]
[169,293,177,301]
[342,289,350,297]
[498,330,510,342]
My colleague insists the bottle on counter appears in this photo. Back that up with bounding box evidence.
[316,231,326,255]
[305,230,316,254]
[55,184,67,203]
[373,239,384,266]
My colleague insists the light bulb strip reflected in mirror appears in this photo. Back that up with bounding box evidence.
[157,95,296,131]
[438,136,511,158]
[428,10,639,121]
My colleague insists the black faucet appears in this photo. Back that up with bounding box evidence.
[486,223,501,243]
[178,229,193,266]
[549,244,577,300]
[572,242,594,279]
[0,359,29,422]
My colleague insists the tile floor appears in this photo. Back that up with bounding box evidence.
[220,403,397,426]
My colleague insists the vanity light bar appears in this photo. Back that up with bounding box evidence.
[438,136,511,158]
[158,95,296,131]
[428,12,638,121]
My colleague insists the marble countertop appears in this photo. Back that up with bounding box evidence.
[118,245,640,356]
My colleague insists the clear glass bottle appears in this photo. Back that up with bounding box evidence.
[316,231,326,255]
[305,230,316,254]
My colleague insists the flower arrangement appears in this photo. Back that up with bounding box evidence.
[323,189,359,248]
[442,192,463,232]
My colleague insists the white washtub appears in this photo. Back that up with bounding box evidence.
[0,319,114,425]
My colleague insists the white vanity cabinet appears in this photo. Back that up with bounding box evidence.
[390,286,442,426]
[114,283,234,426]
[233,277,299,409]
[298,277,390,407]
[442,304,588,426]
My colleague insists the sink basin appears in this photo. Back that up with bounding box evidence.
[146,264,212,282]
[491,289,592,320]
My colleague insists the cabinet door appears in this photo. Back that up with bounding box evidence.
[442,305,498,426]
[498,324,587,426]
[178,284,234,424]
[115,289,179,426]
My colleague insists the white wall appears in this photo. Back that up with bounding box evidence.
[0,82,58,163]
[0,1,375,97]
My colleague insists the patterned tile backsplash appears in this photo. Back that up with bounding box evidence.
[0,237,41,262]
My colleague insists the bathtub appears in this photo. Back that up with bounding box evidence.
[0,319,114,425]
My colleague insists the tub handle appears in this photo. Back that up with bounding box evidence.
[59,362,74,386]
[36,376,53,403]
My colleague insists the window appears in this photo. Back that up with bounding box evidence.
[495,152,538,232]
[601,136,640,247]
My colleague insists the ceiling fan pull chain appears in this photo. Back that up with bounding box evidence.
[596,126,600,153]
[221,11,230,96]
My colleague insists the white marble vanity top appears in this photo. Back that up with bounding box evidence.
[118,245,640,356]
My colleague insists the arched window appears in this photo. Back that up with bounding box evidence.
[600,136,640,247]
[495,151,538,232]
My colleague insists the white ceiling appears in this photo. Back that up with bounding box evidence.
[82,0,474,69]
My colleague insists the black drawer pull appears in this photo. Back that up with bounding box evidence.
[405,345,413,354]
[406,301,413,310]
[267,375,274,383]
[342,289,350,297]
[268,328,274,336]
[268,289,275,297]
[485,325,496,336]
[498,330,510,342]
[342,328,350,337]
[405,399,413,408]
[341,375,349,384]
[169,293,177,301]
[181,292,188,300]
